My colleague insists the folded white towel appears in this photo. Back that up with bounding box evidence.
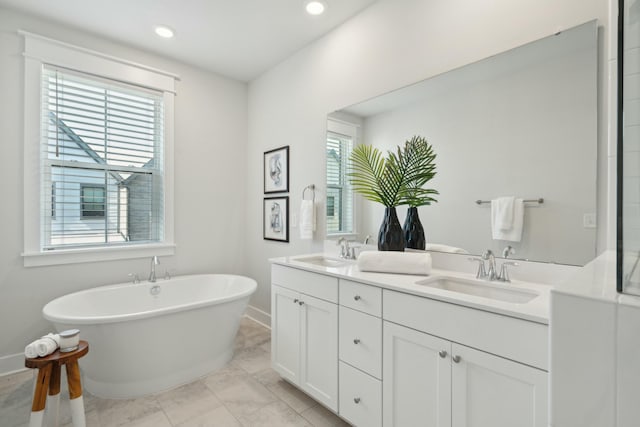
[299,200,315,240]
[491,196,515,231]
[424,243,469,254]
[25,333,60,358]
[357,251,432,275]
[491,198,524,242]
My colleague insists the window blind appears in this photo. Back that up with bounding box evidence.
[41,66,164,250]
[326,131,354,235]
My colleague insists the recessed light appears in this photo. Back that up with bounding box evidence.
[305,1,326,15]
[154,25,175,39]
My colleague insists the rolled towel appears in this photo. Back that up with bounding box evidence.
[424,243,469,254]
[36,333,60,357]
[357,251,432,275]
[24,342,38,359]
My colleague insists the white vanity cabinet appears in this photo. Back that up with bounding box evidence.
[271,265,339,411]
[383,289,548,427]
[270,262,549,427]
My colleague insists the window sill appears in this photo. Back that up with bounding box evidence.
[22,243,176,267]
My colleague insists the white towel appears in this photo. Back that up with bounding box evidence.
[424,243,469,254]
[25,333,60,358]
[491,197,515,231]
[299,200,315,240]
[357,251,432,275]
[491,198,524,242]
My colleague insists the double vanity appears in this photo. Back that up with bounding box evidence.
[270,253,554,427]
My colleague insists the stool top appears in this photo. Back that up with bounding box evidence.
[25,340,89,368]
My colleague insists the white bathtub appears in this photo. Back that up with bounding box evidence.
[43,274,257,399]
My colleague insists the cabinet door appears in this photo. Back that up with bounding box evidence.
[300,293,338,411]
[383,321,451,427]
[271,285,300,383]
[451,343,547,427]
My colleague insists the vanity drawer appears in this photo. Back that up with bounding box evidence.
[339,279,382,317]
[339,361,382,427]
[339,306,382,379]
[383,289,549,370]
[272,264,338,303]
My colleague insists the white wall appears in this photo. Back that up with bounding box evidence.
[0,8,248,369]
[246,0,610,315]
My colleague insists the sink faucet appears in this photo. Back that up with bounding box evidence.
[482,249,497,281]
[337,238,352,259]
[148,256,160,282]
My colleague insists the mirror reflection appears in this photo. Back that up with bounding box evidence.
[326,20,598,265]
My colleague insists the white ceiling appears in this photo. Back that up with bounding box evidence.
[0,0,378,81]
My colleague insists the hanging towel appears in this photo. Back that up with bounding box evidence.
[491,196,515,231]
[299,199,315,240]
[491,198,524,242]
[357,251,432,275]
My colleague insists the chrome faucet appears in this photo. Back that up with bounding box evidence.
[148,256,160,282]
[337,238,352,259]
[482,249,497,281]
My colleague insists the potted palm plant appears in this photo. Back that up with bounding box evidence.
[349,135,438,251]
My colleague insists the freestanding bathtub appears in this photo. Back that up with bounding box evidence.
[42,274,257,399]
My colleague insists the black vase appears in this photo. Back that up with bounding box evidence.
[403,206,425,250]
[378,207,405,251]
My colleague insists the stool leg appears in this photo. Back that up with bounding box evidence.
[65,361,86,427]
[47,364,61,427]
[29,364,52,427]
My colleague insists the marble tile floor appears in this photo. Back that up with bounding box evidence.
[0,317,351,427]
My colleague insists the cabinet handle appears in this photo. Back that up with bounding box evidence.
[354,295,361,301]
[452,355,461,363]
[353,338,361,344]
[298,300,304,306]
[354,397,361,404]
[293,299,299,304]
[439,350,447,358]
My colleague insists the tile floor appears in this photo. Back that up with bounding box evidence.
[0,317,351,427]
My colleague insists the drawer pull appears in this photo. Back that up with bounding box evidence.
[452,355,461,363]
[439,350,447,358]
[353,338,361,344]
[299,300,305,306]
[293,299,299,304]
[354,397,361,404]
[354,295,361,301]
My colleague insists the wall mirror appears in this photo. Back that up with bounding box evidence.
[326,20,598,266]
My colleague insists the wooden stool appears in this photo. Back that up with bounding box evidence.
[25,340,89,427]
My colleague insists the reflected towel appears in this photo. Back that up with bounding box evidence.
[491,198,524,242]
[357,251,432,275]
[424,243,469,254]
[299,200,315,240]
[491,197,515,231]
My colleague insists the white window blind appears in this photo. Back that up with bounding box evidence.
[41,66,164,250]
[326,131,354,235]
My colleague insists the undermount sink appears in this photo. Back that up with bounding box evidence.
[416,276,539,304]
[293,255,349,268]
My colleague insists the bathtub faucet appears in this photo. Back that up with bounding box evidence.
[148,256,160,283]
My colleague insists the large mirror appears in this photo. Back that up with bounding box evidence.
[326,20,598,266]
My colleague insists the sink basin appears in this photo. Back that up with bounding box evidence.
[416,277,539,304]
[293,255,349,268]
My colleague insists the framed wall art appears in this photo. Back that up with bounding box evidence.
[264,196,289,242]
[264,146,289,193]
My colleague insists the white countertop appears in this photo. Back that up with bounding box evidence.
[270,253,552,324]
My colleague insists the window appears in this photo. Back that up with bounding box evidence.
[81,185,106,218]
[326,119,357,236]
[42,66,164,249]
[22,32,177,266]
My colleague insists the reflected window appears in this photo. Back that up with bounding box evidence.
[326,119,355,235]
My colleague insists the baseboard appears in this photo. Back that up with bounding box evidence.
[0,352,27,377]
[244,305,271,329]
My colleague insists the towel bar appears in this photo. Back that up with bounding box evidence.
[475,198,544,205]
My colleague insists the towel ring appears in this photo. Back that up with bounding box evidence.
[302,184,315,203]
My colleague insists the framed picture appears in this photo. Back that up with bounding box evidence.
[264,196,289,242]
[264,146,289,193]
